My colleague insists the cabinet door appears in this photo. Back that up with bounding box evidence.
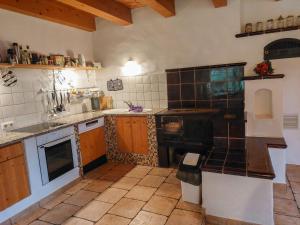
[116,117,133,153]
[79,127,106,166]
[0,155,30,211]
[0,142,23,163]
[132,117,148,154]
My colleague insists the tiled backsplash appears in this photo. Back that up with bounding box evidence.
[96,73,168,109]
[0,69,97,131]
[166,62,246,149]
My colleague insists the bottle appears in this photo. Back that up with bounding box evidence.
[26,45,32,64]
[12,43,19,64]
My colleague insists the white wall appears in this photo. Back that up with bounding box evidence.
[0,9,96,129]
[92,0,300,164]
[0,9,93,60]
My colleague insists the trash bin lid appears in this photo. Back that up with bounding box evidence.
[183,153,200,166]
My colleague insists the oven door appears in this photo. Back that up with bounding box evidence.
[38,134,78,185]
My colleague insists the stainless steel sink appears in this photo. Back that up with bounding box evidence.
[12,122,66,133]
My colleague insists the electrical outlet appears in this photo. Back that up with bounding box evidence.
[1,121,14,131]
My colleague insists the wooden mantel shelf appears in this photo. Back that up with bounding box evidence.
[0,63,100,71]
[236,26,300,38]
[242,74,285,81]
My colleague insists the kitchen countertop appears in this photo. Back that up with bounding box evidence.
[0,108,165,148]
[202,137,287,180]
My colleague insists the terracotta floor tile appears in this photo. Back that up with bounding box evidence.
[95,214,131,225]
[96,188,128,204]
[274,184,294,200]
[101,170,126,182]
[155,183,181,199]
[112,177,140,190]
[275,213,300,225]
[287,165,300,182]
[12,206,47,225]
[125,166,153,179]
[129,211,167,225]
[125,185,157,201]
[176,198,202,213]
[139,175,165,188]
[165,173,180,185]
[149,168,173,177]
[83,180,113,193]
[165,209,203,225]
[62,217,94,225]
[274,198,300,217]
[291,182,300,194]
[113,164,136,173]
[143,195,177,216]
[294,194,300,207]
[40,193,71,210]
[75,201,113,222]
[84,163,116,179]
[64,181,89,195]
[28,221,52,225]
[109,198,145,219]
[39,203,80,225]
[64,190,98,207]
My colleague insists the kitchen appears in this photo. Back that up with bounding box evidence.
[0,0,300,225]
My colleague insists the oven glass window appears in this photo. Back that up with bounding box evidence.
[44,140,74,182]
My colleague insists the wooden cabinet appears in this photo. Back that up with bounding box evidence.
[116,116,148,154]
[80,127,106,166]
[116,117,133,153]
[0,142,30,211]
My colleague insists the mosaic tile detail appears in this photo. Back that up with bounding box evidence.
[104,115,159,167]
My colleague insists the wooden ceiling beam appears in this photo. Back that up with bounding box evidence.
[0,0,96,31]
[212,0,227,8]
[142,0,175,17]
[56,0,132,26]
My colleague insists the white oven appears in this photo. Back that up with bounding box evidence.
[37,126,78,185]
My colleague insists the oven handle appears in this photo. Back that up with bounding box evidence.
[40,135,75,149]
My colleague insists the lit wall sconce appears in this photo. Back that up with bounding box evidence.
[121,58,142,76]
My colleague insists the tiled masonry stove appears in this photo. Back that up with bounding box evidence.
[156,62,247,175]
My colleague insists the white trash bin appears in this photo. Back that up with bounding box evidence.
[177,153,203,204]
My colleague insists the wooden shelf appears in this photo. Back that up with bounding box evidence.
[236,26,300,38]
[242,74,285,81]
[0,63,100,71]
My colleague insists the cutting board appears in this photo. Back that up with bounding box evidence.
[100,96,113,110]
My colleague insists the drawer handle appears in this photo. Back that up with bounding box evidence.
[86,120,99,127]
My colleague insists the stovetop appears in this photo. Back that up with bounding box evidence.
[156,108,220,115]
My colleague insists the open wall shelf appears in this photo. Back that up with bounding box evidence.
[242,74,285,81]
[0,63,100,71]
[236,26,300,38]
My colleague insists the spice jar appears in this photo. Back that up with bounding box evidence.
[266,19,274,30]
[245,23,253,33]
[286,15,295,27]
[277,15,285,29]
[256,22,263,32]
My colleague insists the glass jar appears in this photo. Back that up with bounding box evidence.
[266,19,274,30]
[286,15,295,27]
[256,22,263,32]
[245,23,253,33]
[277,15,285,29]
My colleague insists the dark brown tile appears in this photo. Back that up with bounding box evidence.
[168,101,181,109]
[167,72,180,85]
[180,84,195,101]
[180,70,194,83]
[195,83,211,100]
[195,69,210,83]
[167,85,180,101]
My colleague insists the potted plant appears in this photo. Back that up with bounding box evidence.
[254,60,274,77]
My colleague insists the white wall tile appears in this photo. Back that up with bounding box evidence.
[12,93,24,104]
[0,94,13,106]
[143,84,151,92]
[136,84,144,92]
[152,92,160,100]
[136,93,144,101]
[24,92,35,103]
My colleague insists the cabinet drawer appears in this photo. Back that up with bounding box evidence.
[0,143,24,163]
[78,117,104,134]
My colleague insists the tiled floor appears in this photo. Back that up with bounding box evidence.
[11,162,204,225]
[274,164,300,225]
[7,163,300,225]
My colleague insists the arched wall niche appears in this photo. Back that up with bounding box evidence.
[254,89,273,119]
